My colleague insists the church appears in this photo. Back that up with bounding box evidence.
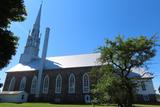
[1,4,156,103]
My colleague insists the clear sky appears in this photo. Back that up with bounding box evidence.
[0,0,160,93]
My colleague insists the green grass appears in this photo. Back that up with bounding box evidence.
[0,103,160,107]
[0,103,104,107]
[134,104,160,107]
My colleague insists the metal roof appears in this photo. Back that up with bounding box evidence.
[8,53,101,72]
[7,53,153,78]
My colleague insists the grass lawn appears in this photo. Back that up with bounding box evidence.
[0,103,160,107]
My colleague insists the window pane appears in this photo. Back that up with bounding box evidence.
[55,74,62,94]
[69,74,75,93]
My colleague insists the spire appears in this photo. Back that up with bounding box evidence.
[19,3,43,64]
[34,3,42,30]
[31,3,42,38]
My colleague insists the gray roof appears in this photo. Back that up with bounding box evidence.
[130,68,153,78]
[7,53,153,78]
[8,53,101,72]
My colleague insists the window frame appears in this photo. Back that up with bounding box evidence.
[42,75,49,94]
[55,74,62,94]
[19,76,27,91]
[141,81,146,91]
[30,76,37,94]
[8,77,16,91]
[68,73,75,94]
[82,73,90,93]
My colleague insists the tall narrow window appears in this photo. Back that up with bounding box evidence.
[68,73,75,94]
[8,77,16,91]
[42,75,49,94]
[83,73,90,93]
[19,76,27,91]
[141,81,146,91]
[55,74,62,94]
[30,76,37,94]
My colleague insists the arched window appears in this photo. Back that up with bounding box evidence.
[55,74,62,94]
[42,75,49,94]
[68,73,75,94]
[19,76,27,91]
[8,77,16,91]
[83,73,90,93]
[30,76,37,94]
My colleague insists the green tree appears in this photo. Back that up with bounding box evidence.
[0,0,26,69]
[91,35,158,107]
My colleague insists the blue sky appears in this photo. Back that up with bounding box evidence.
[0,0,160,93]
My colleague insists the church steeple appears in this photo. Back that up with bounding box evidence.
[35,4,42,28]
[19,4,42,64]
[31,4,42,38]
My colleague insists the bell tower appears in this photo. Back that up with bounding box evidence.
[19,4,42,64]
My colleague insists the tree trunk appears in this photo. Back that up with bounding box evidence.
[126,94,133,107]
[126,86,133,107]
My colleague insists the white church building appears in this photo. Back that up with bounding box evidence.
[0,4,156,103]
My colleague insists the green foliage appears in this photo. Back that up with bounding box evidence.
[91,35,158,107]
[0,0,26,69]
[0,0,26,28]
[99,35,157,73]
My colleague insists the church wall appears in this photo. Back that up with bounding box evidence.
[3,67,93,103]
[3,67,157,103]
[40,66,92,103]
[136,79,155,95]
[3,71,37,92]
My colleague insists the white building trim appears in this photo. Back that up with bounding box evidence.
[55,74,62,94]
[68,73,75,94]
[30,76,37,94]
[8,77,16,91]
[82,73,90,93]
[42,75,49,94]
[19,76,27,91]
